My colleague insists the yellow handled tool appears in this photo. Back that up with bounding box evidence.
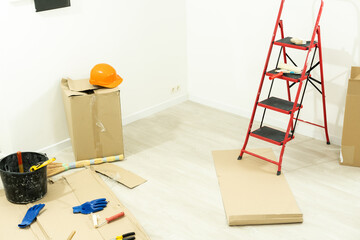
[30,158,56,172]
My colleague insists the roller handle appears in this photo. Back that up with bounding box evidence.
[106,212,125,223]
[122,232,135,238]
[64,154,124,169]
[269,72,283,80]
[17,151,24,173]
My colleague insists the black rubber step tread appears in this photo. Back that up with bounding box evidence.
[251,126,291,144]
[259,97,300,113]
[267,69,308,80]
[275,37,317,48]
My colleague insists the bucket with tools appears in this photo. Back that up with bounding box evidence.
[0,152,49,204]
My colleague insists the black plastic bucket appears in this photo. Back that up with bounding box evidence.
[0,152,48,204]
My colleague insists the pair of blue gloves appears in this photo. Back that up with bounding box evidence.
[18,198,107,228]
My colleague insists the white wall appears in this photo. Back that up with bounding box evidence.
[187,0,360,145]
[0,0,187,155]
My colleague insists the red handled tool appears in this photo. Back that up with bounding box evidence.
[96,212,125,228]
[269,71,283,80]
[17,151,24,173]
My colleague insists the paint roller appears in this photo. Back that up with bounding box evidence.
[277,63,302,74]
[290,37,304,45]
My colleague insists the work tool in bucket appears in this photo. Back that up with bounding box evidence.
[238,0,330,175]
[47,154,124,177]
[0,152,48,203]
[30,158,56,172]
[17,151,24,173]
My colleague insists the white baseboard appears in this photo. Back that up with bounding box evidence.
[38,94,189,155]
[189,94,251,117]
[189,94,341,146]
[36,138,72,156]
[122,94,188,125]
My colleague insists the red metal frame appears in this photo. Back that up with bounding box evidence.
[297,119,325,129]
[279,20,292,102]
[238,0,329,175]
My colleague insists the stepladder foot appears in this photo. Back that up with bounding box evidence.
[277,171,281,176]
[327,141,330,145]
[237,155,242,160]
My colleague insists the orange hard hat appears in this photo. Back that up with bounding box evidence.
[89,63,123,88]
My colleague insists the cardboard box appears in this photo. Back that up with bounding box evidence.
[341,67,360,167]
[61,78,124,161]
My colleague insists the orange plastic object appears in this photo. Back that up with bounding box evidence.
[89,63,123,88]
[17,151,24,173]
[269,71,283,80]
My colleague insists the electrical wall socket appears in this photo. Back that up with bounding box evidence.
[171,85,181,94]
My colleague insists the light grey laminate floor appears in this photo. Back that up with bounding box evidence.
[53,101,360,240]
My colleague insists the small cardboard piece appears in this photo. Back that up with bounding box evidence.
[61,78,124,161]
[0,169,150,240]
[341,66,360,167]
[212,148,303,226]
[92,163,147,189]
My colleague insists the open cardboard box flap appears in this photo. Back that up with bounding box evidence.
[0,169,150,240]
[61,78,119,97]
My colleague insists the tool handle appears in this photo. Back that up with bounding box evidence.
[30,158,56,172]
[122,232,135,238]
[122,237,135,240]
[269,72,283,80]
[106,212,125,223]
[64,155,124,169]
[17,151,24,173]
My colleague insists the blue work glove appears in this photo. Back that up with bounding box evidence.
[18,204,45,228]
[73,198,108,214]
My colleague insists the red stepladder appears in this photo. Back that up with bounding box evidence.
[238,0,330,175]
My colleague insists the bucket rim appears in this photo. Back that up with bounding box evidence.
[0,152,48,175]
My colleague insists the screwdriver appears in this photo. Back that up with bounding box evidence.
[111,232,135,240]
[96,212,125,228]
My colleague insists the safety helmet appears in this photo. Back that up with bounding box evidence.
[89,63,123,88]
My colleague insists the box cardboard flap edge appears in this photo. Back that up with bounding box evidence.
[350,66,360,79]
[61,78,119,97]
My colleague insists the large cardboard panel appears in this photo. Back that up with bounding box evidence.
[61,78,124,161]
[92,163,147,189]
[0,169,150,240]
[341,66,360,167]
[212,148,303,226]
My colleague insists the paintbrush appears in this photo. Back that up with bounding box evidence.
[47,155,124,177]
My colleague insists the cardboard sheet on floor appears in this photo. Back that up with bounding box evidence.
[0,169,150,240]
[212,148,302,226]
[92,163,147,189]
